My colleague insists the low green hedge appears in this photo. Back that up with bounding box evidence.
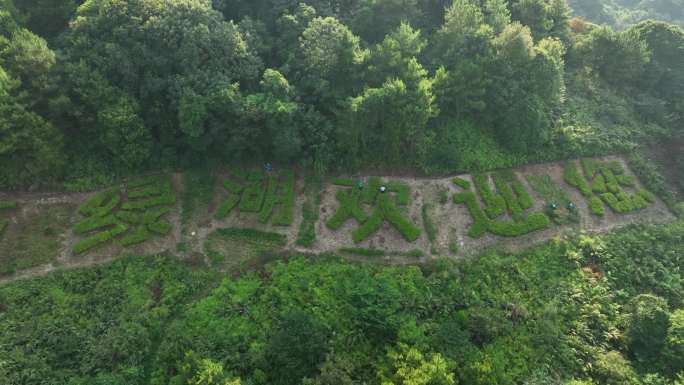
[494,174,523,222]
[272,171,295,226]
[601,167,620,193]
[73,231,112,254]
[637,189,656,203]
[589,196,605,216]
[239,181,266,213]
[215,193,240,219]
[488,213,550,237]
[332,177,355,187]
[581,158,599,179]
[616,175,636,187]
[564,161,591,197]
[422,204,437,243]
[121,226,151,247]
[258,176,279,224]
[600,192,649,213]
[128,175,162,189]
[452,177,471,190]
[213,228,286,245]
[351,210,383,243]
[362,177,381,204]
[473,174,506,219]
[327,189,367,230]
[512,181,533,210]
[351,194,420,243]
[148,220,172,235]
[453,192,489,238]
[0,199,17,210]
[388,181,410,206]
[296,183,321,247]
[606,160,624,174]
[121,192,175,211]
[116,210,142,224]
[128,181,170,199]
[591,174,607,193]
[74,215,118,234]
[223,179,243,194]
[79,190,120,217]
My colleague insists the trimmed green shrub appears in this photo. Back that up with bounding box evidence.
[581,158,599,179]
[388,181,410,206]
[616,175,636,187]
[332,178,355,187]
[351,194,420,243]
[223,179,243,194]
[73,231,112,254]
[120,226,151,247]
[0,199,18,210]
[473,174,506,219]
[327,188,367,230]
[439,190,449,205]
[239,180,266,213]
[79,190,120,217]
[121,192,175,210]
[606,160,625,174]
[74,215,119,234]
[340,247,385,257]
[602,167,620,193]
[526,174,571,205]
[453,192,489,238]
[362,177,381,204]
[452,177,471,190]
[272,171,295,226]
[351,210,383,243]
[215,193,240,219]
[564,161,591,197]
[422,204,437,243]
[148,220,172,235]
[590,196,605,216]
[494,173,523,221]
[628,154,677,207]
[258,176,279,224]
[636,189,656,203]
[600,192,648,213]
[116,210,142,224]
[128,180,171,199]
[108,223,129,237]
[142,207,170,224]
[213,228,286,245]
[592,174,607,193]
[488,213,550,237]
[512,181,533,210]
[297,180,321,247]
[401,249,423,258]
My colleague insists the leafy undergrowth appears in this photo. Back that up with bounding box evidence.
[0,220,682,384]
[0,203,73,275]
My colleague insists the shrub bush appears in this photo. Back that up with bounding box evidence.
[214,227,286,245]
[590,196,605,216]
[121,192,175,210]
[592,175,607,193]
[379,194,421,242]
[327,189,367,230]
[601,167,620,193]
[127,175,162,189]
[402,249,423,258]
[512,181,533,209]
[606,160,624,174]
[582,158,599,179]
[600,192,648,213]
[239,181,266,213]
[74,215,118,234]
[362,177,381,204]
[128,181,170,199]
[351,210,383,243]
[79,190,120,217]
[73,231,112,254]
[332,178,355,187]
[148,220,172,235]
[473,174,506,219]
[297,183,320,247]
[564,161,591,197]
[259,176,279,224]
[616,175,636,187]
[0,199,18,210]
[452,177,471,190]
[453,192,489,238]
[116,210,142,224]
[636,189,655,203]
[387,181,410,206]
[272,171,295,226]
[121,226,151,247]
[627,154,677,207]
[422,204,437,243]
[215,193,240,219]
[223,179,243,194]
[494,173,523,221]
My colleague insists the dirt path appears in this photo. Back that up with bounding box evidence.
[0,156,678,285]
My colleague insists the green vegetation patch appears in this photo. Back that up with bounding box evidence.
[72,175,176,254]
[564,160,591,197]
[590,196,605,217]
[422,204,437,244]
[204,227,286,268]
[452,177,471,190]
[181,169,215,225]
[0,199,18,210]
[473,174,507,219]
[296,178,321,247]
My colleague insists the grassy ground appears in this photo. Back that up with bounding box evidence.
[0,203,74,275]
[204,228,287,273]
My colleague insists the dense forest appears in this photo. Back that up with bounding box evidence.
[0,0,682,190]
[569,0,684,29]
